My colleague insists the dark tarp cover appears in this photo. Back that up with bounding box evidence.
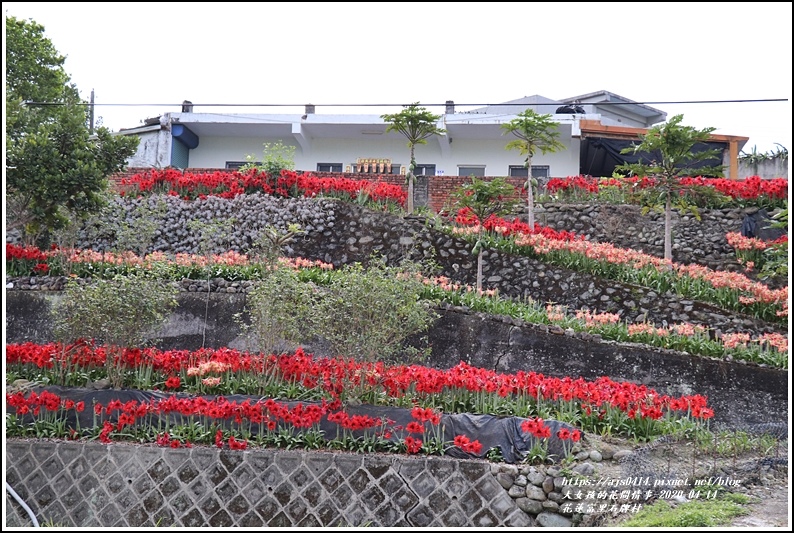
[10,386,577,464]
[579,137,726,178]
[741,209,787,241]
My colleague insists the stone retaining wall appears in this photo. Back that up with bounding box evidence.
[536,203,782,272]
[12,196,783,336]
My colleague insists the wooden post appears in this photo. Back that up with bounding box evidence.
[729,140,739,179]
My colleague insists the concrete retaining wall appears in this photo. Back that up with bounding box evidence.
[4,440,530,527]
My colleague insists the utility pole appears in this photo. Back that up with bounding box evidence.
[89,89,95,134]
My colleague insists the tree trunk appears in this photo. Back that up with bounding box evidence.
[406,145,415,214]
[526,156,535,229]
[476,247,483,293]
[664,193,672,262]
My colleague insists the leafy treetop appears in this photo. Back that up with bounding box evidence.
[5,16,138,242]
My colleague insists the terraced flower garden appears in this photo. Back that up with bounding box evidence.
[5,169,788,526]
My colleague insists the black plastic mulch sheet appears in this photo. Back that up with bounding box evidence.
[9,386,578,464]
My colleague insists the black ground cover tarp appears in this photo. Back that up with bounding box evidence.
[10,386,577,464]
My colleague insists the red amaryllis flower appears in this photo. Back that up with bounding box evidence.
[404,436,422,454]
[454,434,483,454]
[521,417,551,438]
[228,436,248,450]
[165,376,181,389]
[406,421,425,434]
[571,429,581,442]
[411,407,441,425]
[453,435,471,447]
[557,428,571,441]
[696,407,715,420]
[99,421,114,444]
[465,440,483,454]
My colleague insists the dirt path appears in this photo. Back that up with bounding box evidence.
[729,480,790,528]
[584,433,789,528]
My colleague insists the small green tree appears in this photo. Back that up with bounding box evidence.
[451,177,520,292]
[381,103,446,214]
[53,275,179,388]
[312,258,437,363]
[112,198,168,258]
[501,109,565,229]
[617,114,724,261]
[6,16,138,243]
[249,223,305,263]
[240,267,318,356]
[240,140,296,176]
[243,257,437,364]
[759,209,788,280]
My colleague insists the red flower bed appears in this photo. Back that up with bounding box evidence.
[118,168,407,206]
[545,175,788,208]
[7,343,715,422]
[453,208,582,241]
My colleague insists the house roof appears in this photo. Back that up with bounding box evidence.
[467,95,561,115]
[154,111,582,144]
[560,90,666,122]
[578,119,749,146]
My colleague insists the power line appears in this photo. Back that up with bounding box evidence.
[22,98,790,108]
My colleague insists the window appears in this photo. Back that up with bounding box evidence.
[531,166,550,178]
[226,161,258,169]
[509,165,550,178]
[171,140,189,169]
[458,166,486,177]
[317,163,343,173]
[413,164,436,176]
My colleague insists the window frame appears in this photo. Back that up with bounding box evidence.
[458,165,486,177]
[317,163,343,173]
[225,161,258,170]
[508,165,550,178]
[413,164,437,176]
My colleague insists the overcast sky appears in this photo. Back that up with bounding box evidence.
[5,2,792,154]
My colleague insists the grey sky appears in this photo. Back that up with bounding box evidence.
[5,2,792,154]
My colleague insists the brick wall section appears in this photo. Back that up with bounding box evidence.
[110,168,528,213]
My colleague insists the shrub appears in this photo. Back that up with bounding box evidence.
[243,257,438,363]
[52,274,178,387]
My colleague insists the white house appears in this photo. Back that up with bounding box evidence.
[118,90,748,179]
